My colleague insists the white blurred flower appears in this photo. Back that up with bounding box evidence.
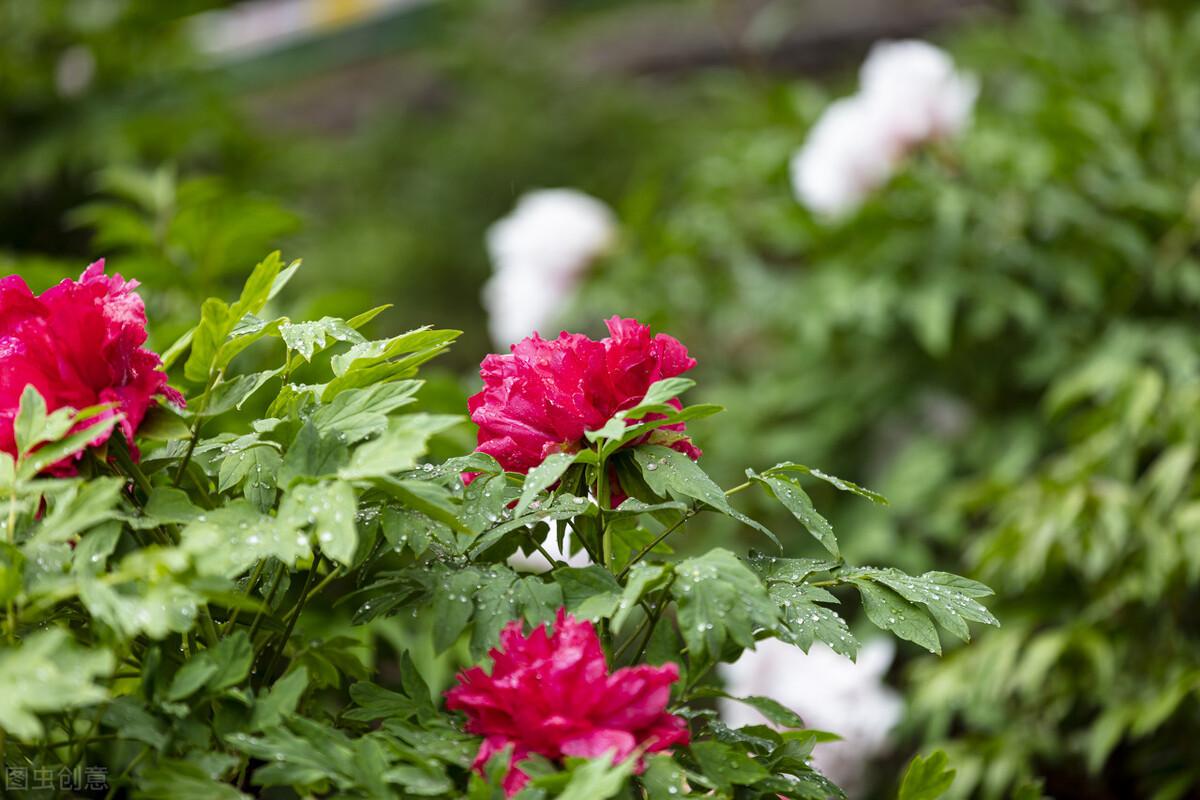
[719,637,904,795]
[859,40,979,147]
[507,526,591,572]
[790,96,895,218]
[791,39,976,218]
[483,189,617,347]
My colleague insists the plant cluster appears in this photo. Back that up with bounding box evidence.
[0,257,994,798]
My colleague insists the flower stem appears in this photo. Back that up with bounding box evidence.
[173,369,221,487]
[5,484,17,644]
[617,506,698,581]
[259,553,330,683]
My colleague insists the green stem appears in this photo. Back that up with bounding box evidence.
[223,559,266,635]
[104,747,150,800]
[617,506,698,580]
[724,480,752,496]
[596,457,612,570]
[631,582,674,665]
[260,554,326,681]
[526,531,562,568]
[173,369,221,487]
[6,483,17,644]
[247,562,285,644]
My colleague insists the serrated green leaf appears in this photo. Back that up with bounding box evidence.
[515,452,580,516]
[338,414,461,481]
[555,565,623,621]
[764,463,888,505]
[671,549,779,661]
[279,481,357,566]
[280,316,365,362]
[691,740,769,790]
[310,380,422,444]
[898,750,956,800]
[635,446,780,549]
[769,583,858,658]
[851,579,942,655]
[750,471,839,558]
[0,630,114,739]
[250,667,309,732]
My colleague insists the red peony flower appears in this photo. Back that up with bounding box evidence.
[445,609,689,796]
[0,261,182,470]
[468,316,701,483]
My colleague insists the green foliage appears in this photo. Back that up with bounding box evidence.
[0,260,990,798]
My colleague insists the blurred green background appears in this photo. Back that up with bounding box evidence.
[5,0,1200,797]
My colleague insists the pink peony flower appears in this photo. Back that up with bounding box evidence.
[445,609,689,796]
[468,316,701,484]
[0,260,182,470]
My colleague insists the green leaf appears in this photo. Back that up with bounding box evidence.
[18,410,121,479]
[185,297,235,382]
[750,471,839,558]
[613,562,671,633]
[280,317,366,361]
[101,696,165,749]
[279,481,358,566]
[182,501,312,577]
[310,380,422,444]
[338,414,461,480]
[641,755,692,799]
[137,405,193,441]
[0,542,24,604]
[14,385,51,454]
[330,327,460,376]
[136,759,251,800]
[200,369,283,417]
[79,578,203,640]
[168,631,253,700]
[693,687,806,728]
[515,452,581,516]
[769,583,858,658]
[764,463,888,505]
[230,250,284,320]
[748,553,839,583]
[344,681,423,722]
[671,549,779,661]
[691,741,769,790]
[635,446,780,549]
[552,754,636,800]
[554,565,623,621]
[250,667,309,732]
[625,377,696,413]
[851,579,942,655]
[32,477,123,543]
[898,750,957,800]
[0,630,114,739]
[431,569,481,653]
[279,421,349,487]
[846,568,998,643]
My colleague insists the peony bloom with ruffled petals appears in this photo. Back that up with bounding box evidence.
[468,316,700,483]
[446,609,689,795]
[0,260,182,470]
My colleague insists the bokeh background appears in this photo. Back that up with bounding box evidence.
[5,0,1200,797]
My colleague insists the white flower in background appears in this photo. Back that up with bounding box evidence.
[791,39,977,218]
[507,527,591,572]
[719,638,904,795]
[859,40,979,147]
[483,189,617,347]
[790,96,895,218]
